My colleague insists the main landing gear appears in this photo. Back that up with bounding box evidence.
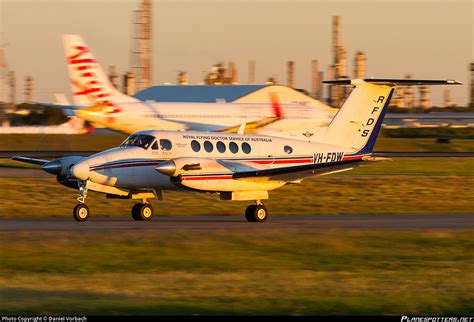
[131,202,154,221]
[245,201,268,223]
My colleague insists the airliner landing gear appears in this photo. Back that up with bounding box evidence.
[73,181,90,222]
[131,202,153,221]
[245,201,268,223]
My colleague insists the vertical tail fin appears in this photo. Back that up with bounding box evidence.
[63,35,139,107]
[319,78,461,154]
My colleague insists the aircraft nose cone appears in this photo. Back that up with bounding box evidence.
[71,161,90,180]
[41,160,62,175]
[155,160,176,176]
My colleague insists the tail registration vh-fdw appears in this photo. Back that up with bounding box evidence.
[13,78,461,222]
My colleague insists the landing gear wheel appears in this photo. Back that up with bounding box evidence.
[254,205,268,222]
[73,204,90,222]
[245,204,268,222]
[245,205,257,222]
[137,203,153,221]
[131,203,142,221]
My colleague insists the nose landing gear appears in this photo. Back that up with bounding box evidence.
[73,204,90,222]
[73,181,90,222]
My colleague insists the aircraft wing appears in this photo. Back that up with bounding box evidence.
[11,156,49,166]
[230,157,387,182]
[160,156,386,184]
[231,159,358,182]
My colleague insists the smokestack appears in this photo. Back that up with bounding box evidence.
[395,88,405,108]
[177,71,188,85]
[287,61,295,88]
[0,48,7,103]
[470,62,474,108]
[404,73,415,109]
[108,66,119,88]
[354,51,366,79]
[443,88,454,108]
[123,71,135,96]
[326,64,335,105]
[311,60,320,100]
[131,0,152,92]
[229,61,237,84]
[419,86,430,109]
[248,59,256,84]
[178,70,189,85]
[332,16,341,65]
[24,76,33,103]
[318,71,324,101]
[8,70,15,107]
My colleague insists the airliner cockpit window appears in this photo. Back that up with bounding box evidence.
[120,135,155,149]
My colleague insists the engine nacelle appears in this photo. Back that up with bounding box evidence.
[41,156,86,177]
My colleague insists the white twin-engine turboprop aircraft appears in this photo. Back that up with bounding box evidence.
[14,78,460,222]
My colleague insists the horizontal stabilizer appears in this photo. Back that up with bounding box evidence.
[323,79,462,86]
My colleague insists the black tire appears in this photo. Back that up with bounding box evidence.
[245,205,257,222]
[138,203,153,221]
[73,204,90,222]
[131,203,142,221]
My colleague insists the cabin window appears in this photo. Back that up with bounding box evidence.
[191,140,201,152]
[284,145,293,154]
[160,139,172,151]
[242,142,251,154]
[151,141,159,150]
[229,142,239,154]
[204,141,214,153]
[216,141,226,153]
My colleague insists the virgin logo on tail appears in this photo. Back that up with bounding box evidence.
[68,45,121,114]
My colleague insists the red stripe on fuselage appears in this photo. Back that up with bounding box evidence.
[182,175,233,181]
[252,159,312,165]
[342,154,368,161]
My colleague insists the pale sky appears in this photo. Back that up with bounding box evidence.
[1,0,472,106]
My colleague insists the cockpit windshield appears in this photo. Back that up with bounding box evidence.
[120,135,155,149]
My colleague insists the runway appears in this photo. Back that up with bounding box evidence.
[1,214,473,232]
